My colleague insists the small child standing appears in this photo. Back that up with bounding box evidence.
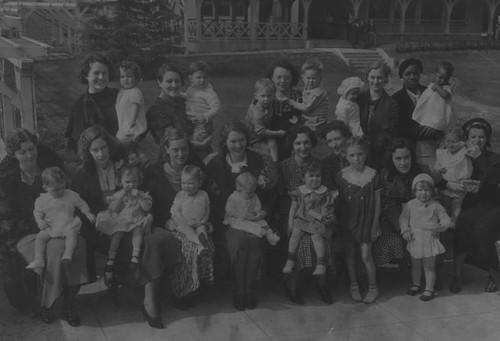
[96,165,153,283]
[289,58,330,132]
[434,127,473,227]
[115,61,147,144]
[412,61,456,132]
[282,160,337,276]
[186,61,221,149]
[27,167,95,269]
[400,174,451,301]
[335,77,365,137]
[168,165,211,249]
[335,137,382,303]
[224,172,280,245]
[246,78,286,162]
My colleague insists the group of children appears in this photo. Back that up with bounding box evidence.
[27,55,476,306]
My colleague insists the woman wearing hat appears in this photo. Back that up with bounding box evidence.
[450,118,500,293]
[392,58,444,171]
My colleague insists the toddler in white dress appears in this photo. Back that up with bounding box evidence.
[335,77,365,137]
[27,167,95,269]
[400,173,451,301]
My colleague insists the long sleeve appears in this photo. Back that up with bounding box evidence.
[399,201,411,235]
[435,203,451,229]
[33,197,45,229]
[204,88,221,121]
[71,191,92,215]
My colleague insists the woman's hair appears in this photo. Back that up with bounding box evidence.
[41,166,66,186]
[156,63,184,85]
[119,60,142,80]
[366,60,391,80]
[77,53,113,85]
[302,159,322,177]
[463,118,492,148]
[218,120,251,154]
[182,164,204,183]
[320,120,352,140]
[301,57,323,75]
[236,171,257,191]
[118,164,142,184]
[436,60,454,77]
[285,125,317,152]
[265,59,300,87]
[162,127,190,149]
[77,125,118,165]
[254,78,275,94]
[398,58,423,78]
[384,138,418,173]
[5,128,38,156]
[188,60,210,76]
[343,136,369,155]
[446,126,466,142]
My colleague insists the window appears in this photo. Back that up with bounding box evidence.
[369,0,392,21]
[394,0,417,23]
[421,0,442,23]
[201,0,215,18]
[451,0,467,23]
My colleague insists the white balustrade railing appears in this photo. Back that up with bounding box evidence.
[187,19,305,40]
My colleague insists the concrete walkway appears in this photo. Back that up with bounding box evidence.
[3,263,500,341]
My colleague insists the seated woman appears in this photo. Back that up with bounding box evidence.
[372,138,419,267]
[278,125,334,305]
[142,128,215,310]
[450,118,500,293]
[0,128,89,326]
[205,120,278,311]
[71,126,182,329]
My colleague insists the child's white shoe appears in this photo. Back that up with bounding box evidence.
[349,284,362,302]
[26,259,45,269]
[312,264,326,276]
[363,286,379,304]
[282,260,295,274]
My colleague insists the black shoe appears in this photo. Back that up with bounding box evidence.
[233,293,245,311]
[406,285,421,296]
[63,306,81,327]
[419,290,435,302]
[39,306,55,324]
[284,285,304,305]
[319,286,332,305]
[485,276,498,293]
[245,292,257,310]
[142,305,165,329]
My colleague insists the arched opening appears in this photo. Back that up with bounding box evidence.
[308,0,351,39]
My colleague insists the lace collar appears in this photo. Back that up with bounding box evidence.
[303,87,325,97]
[342,166,376,188]
[298,184,327,194]
[436,147,467,168]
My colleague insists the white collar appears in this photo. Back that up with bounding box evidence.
[303,87,325,96]
[226,153,248,173]
[298,184,327,194]
[342,167,376,188]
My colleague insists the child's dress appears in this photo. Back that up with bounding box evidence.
[300,87,330,132]
[435,146,473,198]
[399,198,451,258]
[223,190,268,236]
[115,87,147,142]
[96,189,153,235]
[335,97,363,137]
[412,83,455,131]
[33,189,91,237]
[168,189,210,230]
[185,83,221,142]
[335,167,382,243]
[289,184,337,235]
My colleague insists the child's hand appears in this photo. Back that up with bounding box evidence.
[277,130,286,137]
[435,224,447,233]
[192,115,206,125]
[86,213,96,224]
[402,230,413,241]
[322,212,336,224]
[431,83,442,92]
[289,116,299,124]
[39,221,50,230]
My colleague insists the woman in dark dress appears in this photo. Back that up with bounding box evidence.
[205,120,278,311]
[357,60,399,170]
[65,53,119,151]
[450,118,500,293]
[0,129,88,326]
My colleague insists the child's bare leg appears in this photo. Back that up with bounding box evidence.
[450,197,463,228]
[360,242,378,303]
[422,256,436,292]
[311,234,326,275]
[195,225,208,247]
[267,138,279,162]
[178,224,202,246]
[345,241,361,301]
[27,230,51,269]
[409,257,423,293]
[62,229,79,262]
[282,228,304,273]
[131,227,143,265]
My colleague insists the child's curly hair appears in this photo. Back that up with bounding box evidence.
[119,60,142,81]
[182,164,204,184]
[41,167,66,186]
[301,57,324,75]
[302,159,322,178]
[446,126,466,142]
[343,136,369,155]
[118,164,143,185]
[188,61,211,76]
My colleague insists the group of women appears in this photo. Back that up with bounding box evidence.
[1,54,500,330]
